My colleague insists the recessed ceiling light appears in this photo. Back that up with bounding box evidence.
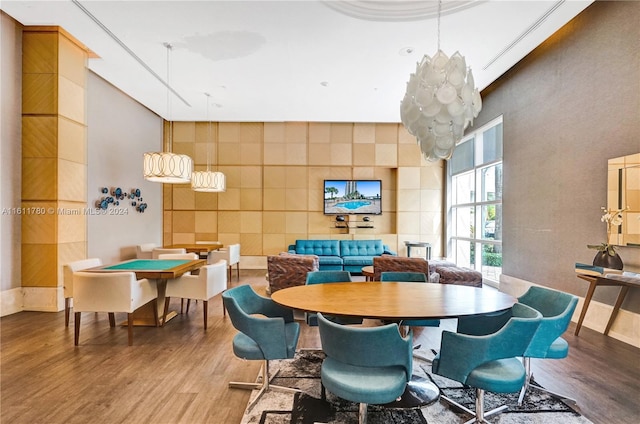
[320,81,329,87]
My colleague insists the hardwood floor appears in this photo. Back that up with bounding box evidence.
[1,270,638,424]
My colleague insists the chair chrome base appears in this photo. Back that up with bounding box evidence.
[319,391,373,424]
[518,357,576,405]
[441,389,508,424]
[359,402,368,424]
[229,359,301,412]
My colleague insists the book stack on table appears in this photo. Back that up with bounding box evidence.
[574,262,624,277]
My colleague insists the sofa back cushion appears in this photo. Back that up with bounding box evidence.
[340,240,384,257]
[295,240,341,257]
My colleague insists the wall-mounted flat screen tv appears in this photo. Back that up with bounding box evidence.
[323,180,382,215]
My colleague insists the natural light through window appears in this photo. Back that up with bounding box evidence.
[448,116,503,286]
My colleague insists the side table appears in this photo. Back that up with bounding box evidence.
[574,269,640,336]
[361,265,374,282]
[405,241,431,260]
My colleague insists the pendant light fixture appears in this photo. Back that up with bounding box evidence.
[143,43,193,183]
[192,93,226,192]
[400,0,482,161]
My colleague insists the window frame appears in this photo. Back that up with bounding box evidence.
[446,116,503,287]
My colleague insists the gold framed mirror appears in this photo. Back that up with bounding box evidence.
[608,153,640,247]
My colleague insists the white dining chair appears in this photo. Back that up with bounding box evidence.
[63,258,103,327]
[73,271,158,346]
[157,252,199,313]
[163,259,228,330]
[136,243,157,259]
[157,253,198,260]
[151,247,186,259]
[209,243,240,282]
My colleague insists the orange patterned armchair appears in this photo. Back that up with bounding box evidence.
[266,253,320,294]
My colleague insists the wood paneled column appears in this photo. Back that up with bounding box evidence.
[21,27,89,311]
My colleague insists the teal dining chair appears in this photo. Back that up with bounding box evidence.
[432,303,542,423]
[456,286,579,405]
[222,285,301,411]
[305,271,362,326]
[516,286,578,404]
[317,312,413,424]
[380,271,440,330]
[380,271,427,282]
[306,270,352,285]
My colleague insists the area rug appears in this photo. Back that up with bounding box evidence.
[240,349,592,424]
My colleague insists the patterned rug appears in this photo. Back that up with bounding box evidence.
[241,349,592,424]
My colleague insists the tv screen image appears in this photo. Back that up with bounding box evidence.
[324,180,382,215]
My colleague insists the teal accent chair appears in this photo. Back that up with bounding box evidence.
[380,271,440,329]
[457,286,579,406]
[380,271,427,282]
[432,303,542,423]
[317,312,413,424]
[516,286,578,405]
[305,271,362,326]
[307,270,352,284]
[222,285,301,411]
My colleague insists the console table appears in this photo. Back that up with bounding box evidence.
[404,241,431,260]
[574,269,640,336]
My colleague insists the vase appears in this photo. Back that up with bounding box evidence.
[592,251,624,270]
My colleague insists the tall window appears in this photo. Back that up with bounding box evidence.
[448,116,503,286]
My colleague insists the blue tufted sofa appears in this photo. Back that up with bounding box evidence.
[288,239,396,272]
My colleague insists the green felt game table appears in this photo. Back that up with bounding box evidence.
[86,259,206,326]
[94,259,206,280]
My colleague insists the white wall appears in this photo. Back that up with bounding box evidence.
[87,73,163,263]
[0,12,23,316]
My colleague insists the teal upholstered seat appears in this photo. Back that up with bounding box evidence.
[380,272,440,328]
[222,285,301,411]
[380,271,427,282]
[306,270,352,285]
[288,239,396,271]
[340,240,386,273]
[305,271,362,326]
[317,312,413,424]
[516,286,578,404]
[432,303,542,423]
[304,271,362,325]
[291,240,343,270]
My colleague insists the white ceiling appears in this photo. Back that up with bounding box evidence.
[1,0,593,122]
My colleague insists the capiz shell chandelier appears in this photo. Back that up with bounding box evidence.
[400,2,482,161]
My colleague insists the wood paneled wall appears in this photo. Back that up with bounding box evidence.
[163,121,444,262]
[21,27,89,296]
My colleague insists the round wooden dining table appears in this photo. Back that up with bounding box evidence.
[271,281,515,321]
[271,281,516,408]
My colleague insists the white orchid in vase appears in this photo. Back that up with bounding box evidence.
[587,206,628,256]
